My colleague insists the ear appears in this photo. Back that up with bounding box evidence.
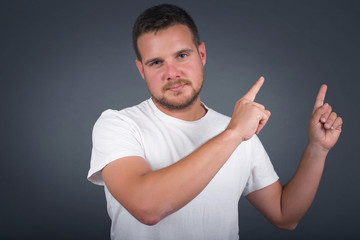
[135,59,145,79]
[198,42,206,66]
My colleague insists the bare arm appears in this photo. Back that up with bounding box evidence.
[102,131,239,225]
[246,84,343,230]
[102,77,270,225]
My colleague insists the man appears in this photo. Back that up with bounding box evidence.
[87,4,342,240]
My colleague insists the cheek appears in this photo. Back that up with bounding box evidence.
[185,63,204,84]
[144,71,163,91]
[144,68,164,82]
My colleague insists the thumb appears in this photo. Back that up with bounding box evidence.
[310,103,329,125]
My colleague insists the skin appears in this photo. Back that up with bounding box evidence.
[246,84,342,229]
[102,24,343,228]
[135,24,207,121]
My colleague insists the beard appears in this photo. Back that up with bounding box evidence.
[151,78,203,110]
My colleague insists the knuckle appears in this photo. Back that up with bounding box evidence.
[327,105,332,112]
[331,112,337,119]
[237,98,247,104]
[338,117,343,124]
[317,106,326,114]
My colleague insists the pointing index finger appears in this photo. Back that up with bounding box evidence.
[243,76,265,101]
[313,84,327,113]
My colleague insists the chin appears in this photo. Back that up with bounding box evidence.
[154,93,199,110]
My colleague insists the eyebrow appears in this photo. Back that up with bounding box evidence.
[144,48,194,66]
[176,48,194,55]
[144,57,162,66]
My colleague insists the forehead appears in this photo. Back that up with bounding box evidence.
[137,24,196,60]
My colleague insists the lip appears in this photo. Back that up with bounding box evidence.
[168,84,186,92]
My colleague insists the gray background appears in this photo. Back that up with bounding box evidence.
[1,0,359,239]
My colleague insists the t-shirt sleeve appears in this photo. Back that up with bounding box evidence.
[242,135,279,196]
[87,110,145,185]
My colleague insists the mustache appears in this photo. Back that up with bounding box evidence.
[162,79,192,91]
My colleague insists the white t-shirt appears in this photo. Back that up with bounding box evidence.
[88,98,278,240]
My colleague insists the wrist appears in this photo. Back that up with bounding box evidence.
[222,128,244,146]
[306,142,329,158]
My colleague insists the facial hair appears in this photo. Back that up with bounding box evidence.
[152,79,203,110]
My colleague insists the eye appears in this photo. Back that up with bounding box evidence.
[149,60,161,66]
[178,53,188,59]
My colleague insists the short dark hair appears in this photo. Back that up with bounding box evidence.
[132,4,200,61]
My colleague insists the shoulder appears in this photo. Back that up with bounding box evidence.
[95,100,151,125]
[93,100,152,137]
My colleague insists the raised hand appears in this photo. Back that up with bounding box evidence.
[226,77,271,142]
[309,84,343,151]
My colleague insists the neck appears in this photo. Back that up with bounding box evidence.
[152,97,207,121]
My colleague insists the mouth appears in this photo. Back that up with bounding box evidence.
[168,84,186,92]
[163,80,191,92]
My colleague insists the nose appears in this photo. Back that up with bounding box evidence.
[164,62,181,81]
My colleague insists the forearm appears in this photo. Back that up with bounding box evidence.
[245,84,341,230]
[121,129,241,224]
[280,143,328,224]
[103,78,271,225]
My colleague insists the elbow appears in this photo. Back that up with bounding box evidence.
[133,203,171,226]
[134,208,161,226]
[274,221,298,231]
[137,215,161,226]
